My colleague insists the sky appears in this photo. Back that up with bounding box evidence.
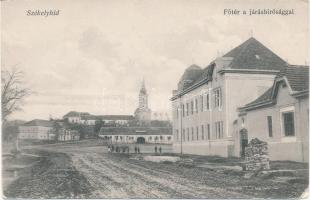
[1,0,309,121]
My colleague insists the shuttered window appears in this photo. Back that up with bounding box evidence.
[283,112,295,136]
[267,116,273,137]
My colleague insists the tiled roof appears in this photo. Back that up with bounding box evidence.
[277,65,309,92]
[240,65,309,110]
[242,87,274,108]
[22,119,54,127]
[223,37,287,71]
[63,111,89,118]
[177,64,203,91]
[97,115,134,120]
[172,37,286,99]
[99,127,172,135]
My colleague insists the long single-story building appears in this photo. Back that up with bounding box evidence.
[99,127,172,144]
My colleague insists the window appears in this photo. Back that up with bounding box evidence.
[195,98,198,113]
[200,95,204,112]
[267,116,273,137]
[196,127,199,140]
[206,94,210,110]
[186,103,189,116]
[283,112,295,136]
[215,121,224,139]
[187,128,190,141]
[201,125,204,140]
[214,88,222,108]
[182,104,185,117]
[207,124,210,140]
[191,127,194,140]
[191,101,194,115]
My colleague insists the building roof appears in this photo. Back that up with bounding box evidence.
[240,65,309,111]
[276,65,309,91]
[63,111,90,118]
[223,37,287,71]
[22,119,54,127]
[99,127,172,135]
[172,37,286,100]
[97,115,135,121]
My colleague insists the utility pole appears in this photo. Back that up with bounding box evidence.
[180,97,183,157]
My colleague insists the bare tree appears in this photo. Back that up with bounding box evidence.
[1,68,31,122]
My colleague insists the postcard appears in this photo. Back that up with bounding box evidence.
[1,0,309,199]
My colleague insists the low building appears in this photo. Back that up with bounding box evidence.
[237,65,309,162]
[58,128,80,141]
[63,111,90,124]
[98,115,134,126]
[99,127,172,144]
[18,119,55,140]
[62,111,134,126]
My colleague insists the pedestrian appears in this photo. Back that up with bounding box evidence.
[111,145,114,153]
[159,146,162,154]
[135,146,137,154]
[155,146,157,154]
[138,147,140,153]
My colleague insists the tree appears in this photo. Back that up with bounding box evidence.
[1,68,31,122]
[94,120,104,134]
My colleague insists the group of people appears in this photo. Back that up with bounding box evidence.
[154,146,162,154]
[134,146,140,153]
[108,145,129,153]
[107,145,163,154]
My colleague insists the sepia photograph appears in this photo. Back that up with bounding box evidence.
[1,0,309,199]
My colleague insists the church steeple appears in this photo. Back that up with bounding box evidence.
[139,79,148,109]
[140,78,147,95]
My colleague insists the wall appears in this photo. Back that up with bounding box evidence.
[99,134,173,144]
[19,126,52,140]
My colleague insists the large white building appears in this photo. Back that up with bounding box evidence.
[171,37,287,157]
[18,119,56,140]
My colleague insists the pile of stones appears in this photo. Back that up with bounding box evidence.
[244,138,270,171]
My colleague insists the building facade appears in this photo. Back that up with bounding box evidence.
[171,37,287,157]
[237,65,309,162]
[58,128,80,141]
[63,111,134,126]
[18,119,55,140]
[99,127,172,144]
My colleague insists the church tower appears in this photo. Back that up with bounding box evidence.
[134,79,151,124]
[139,79,149,110]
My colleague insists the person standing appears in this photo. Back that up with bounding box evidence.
[159,146,162,154]
[155,146,157,154]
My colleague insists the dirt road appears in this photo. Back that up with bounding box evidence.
[26,142,249,199]
[13,140,307,199]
